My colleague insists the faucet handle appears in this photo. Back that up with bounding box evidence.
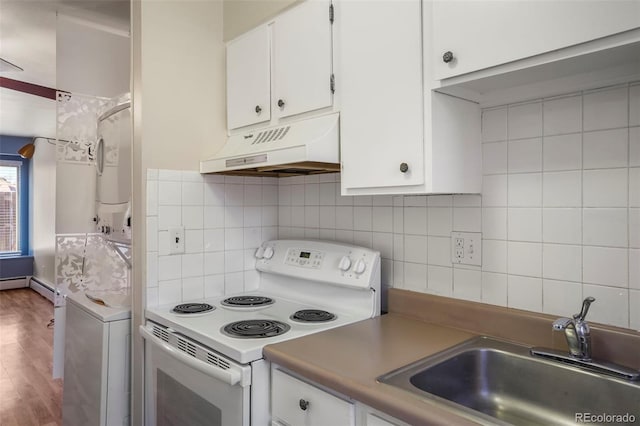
[573,296,595,322]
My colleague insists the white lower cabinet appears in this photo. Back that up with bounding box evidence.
[271,367,355,426]
[271,366,408,426]
[363,409,408,426]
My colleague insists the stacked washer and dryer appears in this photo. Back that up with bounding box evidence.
[61,96,132,426]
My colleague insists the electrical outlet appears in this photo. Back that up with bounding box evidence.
[169,227,185,254]
[451,232,482,266]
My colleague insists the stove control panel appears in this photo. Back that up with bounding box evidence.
[256,240,380,290]
[285,249,324,269]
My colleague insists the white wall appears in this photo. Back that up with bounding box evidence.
[57,15,130,98]
[131,1,226,423]
[29,138,57,286]
[55,15,130,235]
[277,82,640,331]
[139,1,226,170]
[223,0,298,41]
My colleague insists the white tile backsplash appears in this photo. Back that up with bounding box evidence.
[583,169,628,207]
[542,244,582,283]
[508,275,542,311]
[582,284,629,328]
[507,241,542,278]
[583,208,627,247]
[482,107,508,142]
[508,173,542,207]
[144,83,640,330]
[508,138,542,173]
[481,272,508,306]
[508,102,542,140]
[542,133,582,172]
[582,246,628,288]
[543,94,582,136]
[147,170,281,306]
[453,267,482,302]
[582,128,628,169]
[583,86,628,132]
[542,208,582,245]
[507,208,542,242]
[427,266,453,297]
[483,141,508,175]
[542,171,582,207]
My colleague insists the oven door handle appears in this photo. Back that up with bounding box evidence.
[139,325,243,386]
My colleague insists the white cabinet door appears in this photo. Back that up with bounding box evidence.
[271,368,355,426]
[433,1,640,80]
[227,25,271,130]
[339,0,424,190]
[273,0,333,119]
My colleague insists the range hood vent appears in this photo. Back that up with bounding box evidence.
[200,113,340,177]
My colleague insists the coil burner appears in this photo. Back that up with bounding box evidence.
[290,309,336,323]
[221,296,275,307]
[172,303,215,314]
[222,320,290,338]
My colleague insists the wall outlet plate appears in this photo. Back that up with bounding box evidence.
[169,227,185,254]
[451,231,481,266]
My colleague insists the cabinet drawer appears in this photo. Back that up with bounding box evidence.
[272,369,355,426]
[366,413,399,426]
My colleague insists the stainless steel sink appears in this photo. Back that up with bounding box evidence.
[379,336,640,425]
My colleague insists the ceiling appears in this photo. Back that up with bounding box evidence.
[0,0,129,139]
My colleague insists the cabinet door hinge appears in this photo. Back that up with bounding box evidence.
[329,3,334,24]
[330,74,335,94]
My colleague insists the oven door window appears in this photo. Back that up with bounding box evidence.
[157,370,222,426]
[145,338,250,426]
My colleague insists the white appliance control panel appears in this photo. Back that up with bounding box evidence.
[285,249,324,268]
[256,240,380,289]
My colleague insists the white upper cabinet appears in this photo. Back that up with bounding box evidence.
[273,0,333,119]
[432,1,640,81]
[339,0,481,195]
[339,0,425,190]
[226,25,271,130]
[226,0,334,131]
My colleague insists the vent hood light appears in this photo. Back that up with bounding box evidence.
[200,113,340,177]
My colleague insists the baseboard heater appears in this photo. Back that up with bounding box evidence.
[29,276,55,303]
[0,277,28,291]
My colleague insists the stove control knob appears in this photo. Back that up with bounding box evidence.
[263,246,275,260]
[254,246,265,259]
[338,256,352,271]
[354,259,366,274]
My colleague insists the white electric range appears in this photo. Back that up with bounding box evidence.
[141,240,380,426]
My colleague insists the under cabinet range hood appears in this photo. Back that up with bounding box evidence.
[200,113,340,177]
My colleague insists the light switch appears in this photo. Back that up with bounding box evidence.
[169,227,185,254]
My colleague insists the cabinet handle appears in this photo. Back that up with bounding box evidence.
[255,105,262,114]
[277,99,285,109]
[299,399,309,411]
[442,51,455,64]
[400,163,409,173]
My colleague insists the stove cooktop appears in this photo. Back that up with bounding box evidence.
[145,291,369,364]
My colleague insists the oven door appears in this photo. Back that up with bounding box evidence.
[140,324,251,426]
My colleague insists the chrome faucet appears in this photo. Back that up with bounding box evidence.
[552,296,595,360]
[531,297,640,381]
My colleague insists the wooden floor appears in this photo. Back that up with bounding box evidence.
[0,289,62,426]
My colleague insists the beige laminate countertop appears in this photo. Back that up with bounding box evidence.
[264,313,481,426]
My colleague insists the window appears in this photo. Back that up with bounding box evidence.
[0,161,21,254]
